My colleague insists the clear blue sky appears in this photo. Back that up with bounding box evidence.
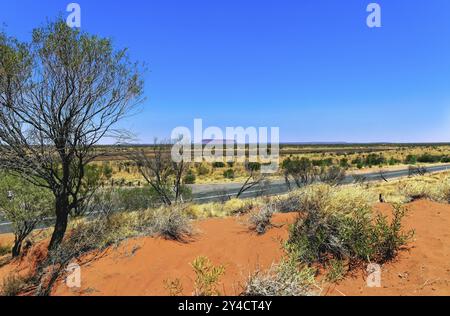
[1,0,450,143]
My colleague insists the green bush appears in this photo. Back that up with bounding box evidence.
[183,170,196,184]
[212,162,225,168]
[325,259,347,283]
[404,155,417,164]
[115,187,160,211]
[0,173,53,257]
[287,185,412,269]
[223,169,235,179]
[417,154,442,163]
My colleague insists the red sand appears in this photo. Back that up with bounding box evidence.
[1,200,450,296]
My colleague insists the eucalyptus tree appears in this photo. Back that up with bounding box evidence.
[0,20,144,249]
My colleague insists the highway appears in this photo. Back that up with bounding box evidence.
[1,164,449,234]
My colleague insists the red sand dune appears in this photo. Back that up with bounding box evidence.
[1,200,450,296]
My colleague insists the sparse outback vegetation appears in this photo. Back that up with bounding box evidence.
[286,184,413,272]
[242,256,316,296]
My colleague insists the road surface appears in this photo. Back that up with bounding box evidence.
[1,164,449,234]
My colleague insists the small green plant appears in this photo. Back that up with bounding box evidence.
[325,259,347,283]
[191,256,225,296]
[183,170,196,184]
[223,169,235,179]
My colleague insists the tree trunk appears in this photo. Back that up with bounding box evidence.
[11,237,23,258]
[48,196,69,250]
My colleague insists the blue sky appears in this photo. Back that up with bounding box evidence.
[1,0,450,143]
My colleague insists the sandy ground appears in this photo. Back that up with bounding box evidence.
[1,200,450,296]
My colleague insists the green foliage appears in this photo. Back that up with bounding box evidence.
[114,187,160,211]
[417,153,442,163]
[191,256,225,296]
[339,158,350,169]
[183,170,196,184]
[212,162,225,168]
[246,162,261,172]
[325,259,346,283]
[388,157,401,165]
[101,162,113,180]
[0,173,53,256]
[287,185,412,269]
[223,168,235,179]
[404,154,417,164]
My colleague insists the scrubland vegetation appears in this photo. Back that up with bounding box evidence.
[2,168,449,296]
[1,17,450,297]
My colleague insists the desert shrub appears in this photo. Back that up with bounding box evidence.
[196,163,210,176]
[212,161,225,168]
[282,157,316,188]
[365,154,386,166]
[223,169,235,179]
[248,204,275,235]
[399,181,439,202]
[318,166,346,185]
[191,256,225,296]
[339,158,350,169]
[291,184,375,217]
[271,192,303,213]
[417,153,442,163]
[183,170,196,184]
[136,206,193,241]
[388,157,401,166]
[0,244,10,257]
[287,194,412,268]
[242,257,316,296]
[0,274,28,296]
[32,212,134,296]
[0,173,54,257]
[186,199,259,219]
[443,183,450,204]
[325,259,347,283]
[370,204,414,262]
[115,187,160,211]
[404,154,417,164]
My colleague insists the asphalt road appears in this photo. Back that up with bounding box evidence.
[1,164,450,234]
[190,164,450,203]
